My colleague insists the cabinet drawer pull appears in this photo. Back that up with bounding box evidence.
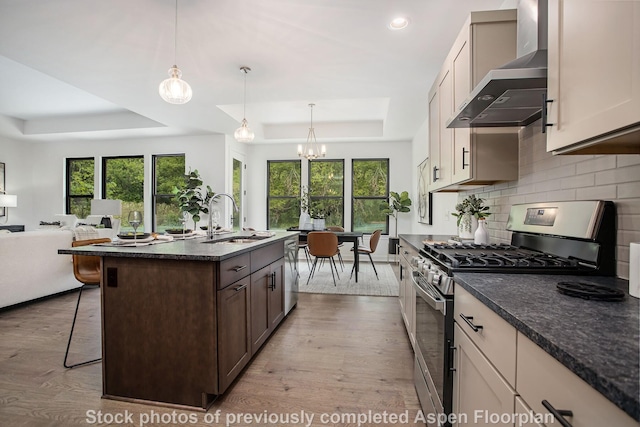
[433,166,440,182]
[462,147,469,169]
[541,93,554,133]
[233,284,247,292]
[269,272,277,290]
[459,314,483,332]
[232,265,247,272]
[541,400,573,427]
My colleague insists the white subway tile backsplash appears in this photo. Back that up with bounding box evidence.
[617,155,640,167]
[576,155,617,175]
[595,165,640,186]
[576,185,617,200]
[561,174,595,189]
[458,123,639,279]
[618,182,640,199]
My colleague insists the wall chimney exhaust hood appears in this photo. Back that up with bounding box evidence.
[447,0,548,128]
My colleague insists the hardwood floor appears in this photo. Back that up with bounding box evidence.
[0,288,422,426]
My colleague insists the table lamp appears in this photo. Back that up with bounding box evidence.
[90,199,122,228]
[0,194,17,224]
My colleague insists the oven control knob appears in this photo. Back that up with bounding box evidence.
[426,270,436,283]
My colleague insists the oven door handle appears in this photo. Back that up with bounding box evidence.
[411,272,446,314]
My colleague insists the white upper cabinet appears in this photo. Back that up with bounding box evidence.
[427,10,520,192]
[546,0,640,154]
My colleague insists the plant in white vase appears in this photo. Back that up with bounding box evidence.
[451,195,491,239]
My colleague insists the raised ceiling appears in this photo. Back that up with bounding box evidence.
[0,0,507,144]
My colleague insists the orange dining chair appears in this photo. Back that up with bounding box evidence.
[325,226,345,270]
[350,229,382,280]
[306,231,340,286]
[63,237,111,369]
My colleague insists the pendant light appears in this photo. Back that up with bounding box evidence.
[298,103,326,160]
[234,66,255,142]
[159,0,192,104]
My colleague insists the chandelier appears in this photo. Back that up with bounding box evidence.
[297,103,326,160]
[159,0,192,104]
[234,66,255,142]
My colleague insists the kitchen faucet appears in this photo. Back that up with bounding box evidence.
[207,193,239,239]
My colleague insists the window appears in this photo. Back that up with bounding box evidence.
[352,159,389,234]
[66,157,94,219]
[309,159,344,228]
[232,158,243,230]
[267,160,301,230]
[152,154,185,232]
[102,156,144,232]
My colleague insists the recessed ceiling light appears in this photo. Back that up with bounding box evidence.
[389,17,409,30]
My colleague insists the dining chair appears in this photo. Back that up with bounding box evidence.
[298,237,311,270]
[306,231,340,286]
[350,229,382,280]
[64,237,111,369]
[325,226,345,270]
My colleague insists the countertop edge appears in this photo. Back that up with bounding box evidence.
[58,231,299,261]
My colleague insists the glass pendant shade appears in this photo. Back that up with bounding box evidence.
[234,118,255,142]
[159,65,192,104]
[234,66,254,142]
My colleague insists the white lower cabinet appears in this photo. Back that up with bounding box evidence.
[453,323,516,427]
[453,286,638,427]
[517,332,638,427]
[514,397,545,427]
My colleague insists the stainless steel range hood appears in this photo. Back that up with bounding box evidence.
[447,0,548,128]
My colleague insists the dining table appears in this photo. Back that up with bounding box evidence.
[290,229,365,283]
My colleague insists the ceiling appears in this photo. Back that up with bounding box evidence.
[0,0,508,144]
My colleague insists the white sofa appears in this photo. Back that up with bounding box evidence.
[0,229,78,309]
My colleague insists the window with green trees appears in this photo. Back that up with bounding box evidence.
[152,154,185,232]
[267,160,301,230]
[352,158,389,234]
[66,157,94,219]
[309,159,344,228]
[102,156,144,231]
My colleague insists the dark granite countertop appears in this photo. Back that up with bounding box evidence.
[58,231,299,261]
[454,273,640,421]
[399,234,455,252]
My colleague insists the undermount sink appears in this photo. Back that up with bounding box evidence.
[201,235,268,244]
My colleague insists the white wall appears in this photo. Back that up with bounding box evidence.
[0,137,36,227]
[1,134,227,230]
[409,118,460,237]
[2,124,459,244]
[245,139,413,231]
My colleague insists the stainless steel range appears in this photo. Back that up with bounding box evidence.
[410,200,616,426]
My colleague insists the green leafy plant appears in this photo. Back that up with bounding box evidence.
[381,191,412,237]
[298,185,310,214]
[172,168,216,229]
[451,194,491,226]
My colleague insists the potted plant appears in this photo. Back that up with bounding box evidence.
[297,186,313,230]
[451,194,491,239]
[172,168,216,230]
[381,191,412,254]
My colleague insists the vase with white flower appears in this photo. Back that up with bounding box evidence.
[451,195,491,240]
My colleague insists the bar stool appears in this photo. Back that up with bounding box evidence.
[63,237,111,369]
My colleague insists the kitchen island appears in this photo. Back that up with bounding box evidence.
[59,231,299,410]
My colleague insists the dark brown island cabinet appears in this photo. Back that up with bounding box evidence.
[99,239,290,410]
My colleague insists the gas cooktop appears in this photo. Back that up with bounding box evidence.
[421,243,586,274]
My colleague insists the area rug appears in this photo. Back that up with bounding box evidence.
[297,260,399,297]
